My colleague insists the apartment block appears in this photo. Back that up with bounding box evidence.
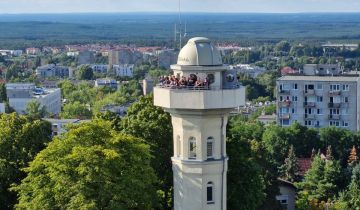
[276,64,360,131]
[6,83,61,116]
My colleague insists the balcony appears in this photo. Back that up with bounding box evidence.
[303,102,316,107]
[304,114,316,119]
[304,89,315,96]
[279,90,290,95]
[329,90,341,96]
[278,100,291,107]
[328,103,341,108]
[153,86,246,110]
[279,114,290,120]
[329,114,341,120]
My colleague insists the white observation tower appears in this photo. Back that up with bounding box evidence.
[154,37,246,210]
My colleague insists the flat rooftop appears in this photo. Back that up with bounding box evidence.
[278,75,360,82]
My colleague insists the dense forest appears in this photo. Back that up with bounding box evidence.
[1,13,360,49]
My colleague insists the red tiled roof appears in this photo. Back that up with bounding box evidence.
[297,158,312,176]
[281,67,297,75]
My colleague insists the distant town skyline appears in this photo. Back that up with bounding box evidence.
[0,0,360,14]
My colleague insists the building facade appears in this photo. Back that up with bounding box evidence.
[43,118,82,136]
[154,37,246,210]
[36,64,70,78]
[6,83,61,115]
[276,65,360,131]
[113,64,134,77]
[95,78,118,90]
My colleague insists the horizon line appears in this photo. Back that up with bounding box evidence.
[1,11,360,15]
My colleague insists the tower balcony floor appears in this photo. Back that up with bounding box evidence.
[154,86,246,110]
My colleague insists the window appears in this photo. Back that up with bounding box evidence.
[317,96,323,102]
[305,120,313,126]
[316,121,320,127]
[189,137,196,159]
[317,109,323,115]
[292,96,298,102]
[207,182,214,204]
[281,107,289,114]
[330,109,340,115]
[330,84,340,91]
[292,108,295,114]
[316,84,323,90]
[281,119,290,126]
[306,84,314,90]
[330,121,340,127]
[293,83,298,90]
[343,121,349,127]
[226,74,235,82]
[176,136,181,157]
[206,137,214,159]
[343,84,349,91]
[279,96,283,101]
[344,97,349,103]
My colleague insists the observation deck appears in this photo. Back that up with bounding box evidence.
[154,85,246,110]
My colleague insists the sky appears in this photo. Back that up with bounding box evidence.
[0,0,360,14]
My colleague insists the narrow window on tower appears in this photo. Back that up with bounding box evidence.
[207,182,214,204]
[189,137,196,159]
[176,135,181,157]
[206,137,214,159]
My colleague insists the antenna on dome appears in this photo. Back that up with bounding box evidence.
[178,0,182,49]
[174,0,186,50]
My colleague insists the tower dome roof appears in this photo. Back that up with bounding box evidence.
[177,37,222,66]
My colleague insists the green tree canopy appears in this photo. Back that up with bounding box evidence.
[279,145,300,183]
[0,83,6,102]
[227,120,266,210]
[120,95,173,209]
[296,154,341,209]
[13,120,158,210]
[60,101,92,119]
[26,100,47,119]
[0,113,52,209]
[76,65,94,80]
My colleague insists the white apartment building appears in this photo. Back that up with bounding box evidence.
[6,83,61,116]
[276,64,360,131]
[0,103,5,113]
[91,64,108,74]
[113,64,134,77]
[43,118,82,136]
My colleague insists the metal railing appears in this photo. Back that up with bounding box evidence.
[304,89,315,95]
[329,90,341,96]
[279,113,291,120]
[304,102,316,107]
[156,84,240,91]
[304,114,316,119]
[278,101,291,107]
[279,90,290,94]
[329,114,341,120]
[328,103,341,108]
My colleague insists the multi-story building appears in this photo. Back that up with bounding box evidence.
[6,83,61,116]
[0,103,5,113]
[91,64,108,74]
[276,64,360,131]
[156,49,178,69]
[95,78,118,90]
[113,64,134,77]
[43,118,82,136]
[26,48,41,55]
[36,64,70,78]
